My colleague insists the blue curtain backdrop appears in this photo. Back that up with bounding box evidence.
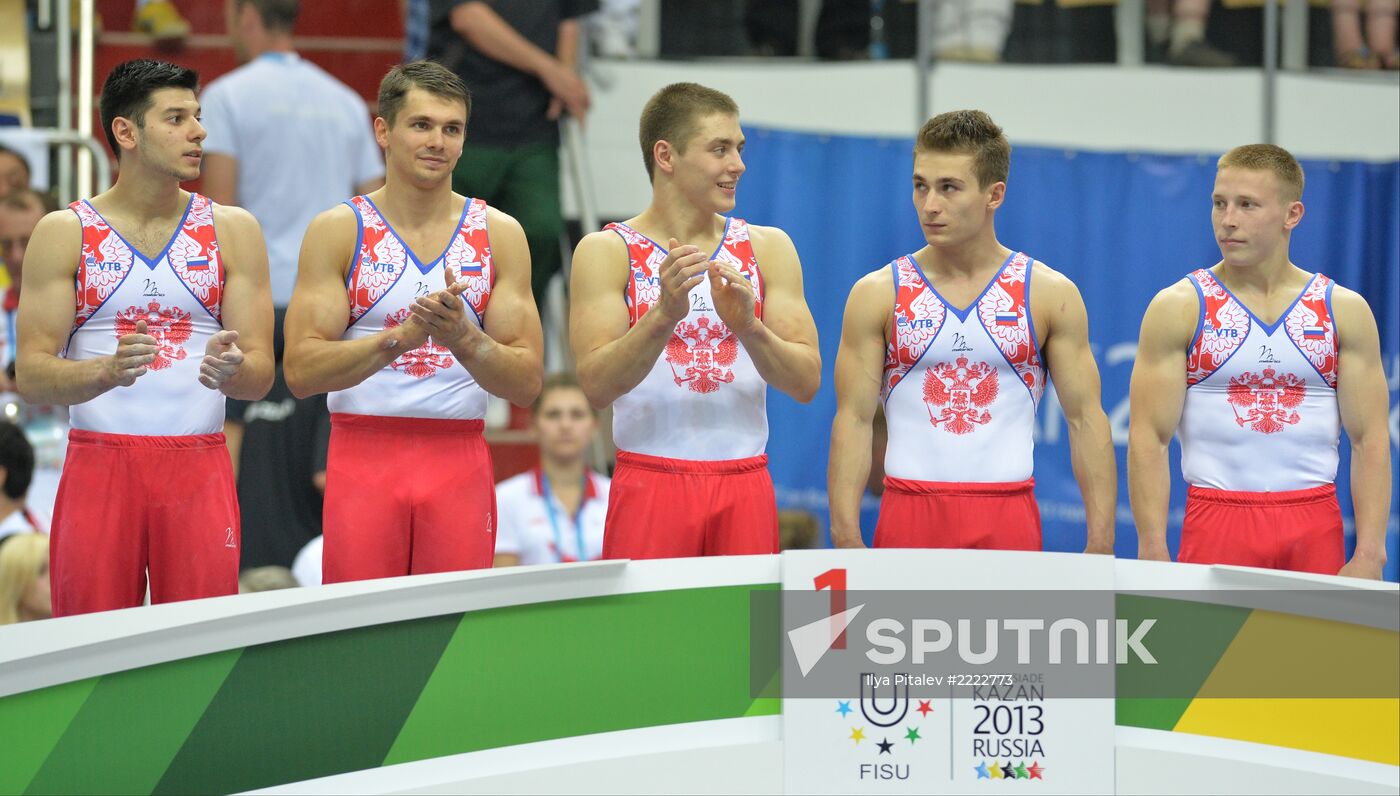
[733,127,1400,581]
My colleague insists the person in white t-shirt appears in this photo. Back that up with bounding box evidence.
[494,373,609,566]
[199,0,384,315]
[291,533,322,586]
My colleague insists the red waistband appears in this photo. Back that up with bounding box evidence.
[883,476,1036,497]
[67,429,227,450]
[616,450,768,475]
[1187,482,1337,507]
[331,413,484,435]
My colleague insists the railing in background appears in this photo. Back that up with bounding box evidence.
[32,0,107,204]
[917,0,932,126]
[1265,0,1280,142]
[76,0,95,199]
[1117,0,1145,64]
[631,0,1334,147]
[37,129,110,196]
[54,0,71,203]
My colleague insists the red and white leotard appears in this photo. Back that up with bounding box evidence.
[606,219,767,461]
[1178,268,1340,492]
[881,251,1046,483]
[65,194,226,435]
[328,195,494,420]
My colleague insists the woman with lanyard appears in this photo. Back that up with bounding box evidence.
[494,374,609,566]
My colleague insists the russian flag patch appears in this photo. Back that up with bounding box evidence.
[186,257,209,271]
[1303,325,1326,339]
[995,312,1019,326]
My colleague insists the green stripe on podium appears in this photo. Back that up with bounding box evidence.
[23,650,240,795]
[153,614,460,794]
[386,585,776,765]
[1115,595,1251,731]
[0,678,99,795]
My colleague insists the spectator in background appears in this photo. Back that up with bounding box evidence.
[1145,0,1237,67]
[0,533,50,624]
[494,373,609,566]
[291,533,322,586]
[131,0,192,42]
[426,0,596,309]
[231,376,329,572]
[238,565,299,592]
[0,145,30,197]
[1,190,54,386]
[589,0,639,58]
[778,510,818,550]
[1332,0,1399,68]
[402,0,431,61]
[199,0,383,481]
[201,0,384,330]
[2,191,68,522]
[930,0,1014,63]
[0,421,42,542]
[746,0,872,60]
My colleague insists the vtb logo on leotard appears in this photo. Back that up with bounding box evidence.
[383,309,453,379]
[666,316,737,394]
[1227,367,1305,434]
[115,302,192,370]
[922,356,998,435]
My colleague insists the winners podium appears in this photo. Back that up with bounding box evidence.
[1,551,1396,795]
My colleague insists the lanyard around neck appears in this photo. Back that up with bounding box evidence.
[540,472,588,563]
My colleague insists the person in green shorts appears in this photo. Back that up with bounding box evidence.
[425,0,596,308]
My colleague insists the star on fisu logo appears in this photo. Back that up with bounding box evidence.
[836,699,922,749]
